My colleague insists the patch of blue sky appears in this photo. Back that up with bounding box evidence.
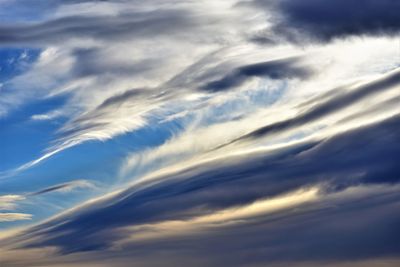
[0,47,40,82]
[0,111,183,189]
[1,141,116,190]
[0,114,188,229]
[0,94,69,171]
[0,139,121,229]
[0,48,55,171]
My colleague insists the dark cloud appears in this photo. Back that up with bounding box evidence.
[29,184,73,196]
[0,9,192,45]
[116,189,400,267]
[96,88,149,109]
[28,180,93,196]
[255,0,400,42]
[201,57,312,92]
[4,112,399,265]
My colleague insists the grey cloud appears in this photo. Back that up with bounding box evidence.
[3,113,399,263]
[71,48,159,79]
[111,188,400,267]
[201,57,313,92]
[0,9,193,45]
[28,180,95,196]
[95,88,150,110]
[254,0,400,42]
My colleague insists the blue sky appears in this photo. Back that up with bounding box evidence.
[0,1,400,266]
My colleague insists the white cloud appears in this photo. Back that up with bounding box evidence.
[31,109,64,121]
[0,213,32,222]
[0,195,25,210]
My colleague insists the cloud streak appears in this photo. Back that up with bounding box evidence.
[0,213,32,222]
[202,57,313,92]
[28,180,96,196]
[0,195,25,211]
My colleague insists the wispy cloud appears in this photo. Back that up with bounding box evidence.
[0,195,25,210]
[0,213,31,222]
[28,180,96,196]
[0,180,94,224]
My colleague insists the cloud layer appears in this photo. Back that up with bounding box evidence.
[0,0,399,266]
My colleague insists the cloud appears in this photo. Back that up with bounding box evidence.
[119,64,400,182]
[28,180,96,196]
[109,185,400,267]
[0,9,193,45]
[0,213,32,222]
[116,186,320,243]
[0,2,399,265]
[31,109,64,121]
[0,181,93,223]
[0,195,25,210]
[1,0,399,180]
[254,0,400,42]
[230,68,400,143]
[1,113,398,263]
[201,57,313,92]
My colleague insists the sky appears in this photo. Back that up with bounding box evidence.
[0,0,400,266]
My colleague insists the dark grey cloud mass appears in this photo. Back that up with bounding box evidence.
[202,57,312,92]
[116,190,400,266]
[254,0,400,42]
[3,112,398,265]
[0,9,192,45]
